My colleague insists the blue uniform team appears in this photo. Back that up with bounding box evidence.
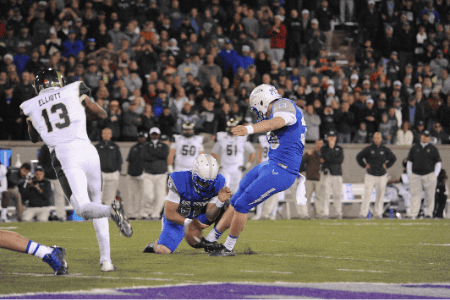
[143,154,231,254]
[143,84,306,256]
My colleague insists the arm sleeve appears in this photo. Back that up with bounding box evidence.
[211,142,220,154]
[79,81,91,98]
[385,149,397,168]
[355,148,367,168]
[244,141,255,153]
[407,161,412,177]
[435,162,442,177]
[165,189,181,204]
[272,99,297,126]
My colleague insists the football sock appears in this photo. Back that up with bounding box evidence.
[1,208,7,220]
[26,241,53,259]
[224,234,238,251]
[205,227,222,242]
[93,217,111,263]
[79,203,112,219]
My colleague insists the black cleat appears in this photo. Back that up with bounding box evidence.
[208,244,235,257]
[143,242,156,253]
[195,238,221,253]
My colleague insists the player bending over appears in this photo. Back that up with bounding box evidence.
[206,84,306,256]
[143,154,232,254]
[20,69,132,272]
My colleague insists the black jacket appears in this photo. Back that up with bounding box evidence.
[142,140,169,175]
[356,144,397,176]
[320,143,344,176]
[127,142,145,176]
[95,141,123,173]
[38,144,57,180]
[22,178,52,207]
[407,143,441,175]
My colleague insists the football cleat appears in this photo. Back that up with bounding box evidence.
[208,244,235,257]
[198,238,222,253]
[143,242,156,253]
[100,260,117,272]
[42,246,69,276]
[111,199,133,237]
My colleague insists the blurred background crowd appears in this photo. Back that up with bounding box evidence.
[1,0,450,145]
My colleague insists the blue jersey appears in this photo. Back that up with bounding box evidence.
[266,98,306,174]
[169,171,226,219]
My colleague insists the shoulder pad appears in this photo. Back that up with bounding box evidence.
[273,99,296,115]
[214,174,226,194]
[217,132,227,141]
[195,135,204,144]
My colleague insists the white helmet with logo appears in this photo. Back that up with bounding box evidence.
[250,84,282,121]
[192,154,219,193]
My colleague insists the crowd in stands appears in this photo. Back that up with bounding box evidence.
[1,0,450,145]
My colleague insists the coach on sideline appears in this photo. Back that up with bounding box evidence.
[406,130,442,219]
[356,132,397,219]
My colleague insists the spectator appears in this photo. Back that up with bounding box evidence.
[315,0,334,52]
[104,100,122,141]
[176,54,199,85]
[122,96,143,141]
[430,122,449,145]
[198,54,223,87]
[303,104,321,143]
[13,44,30,77]
[356,132,397,219]
[108,21,129,52]
[320,130,344,219]
[285,9,302,68]
[358,0,381,44]
[406,130,442,219]
[298,139,324,219]
[95,128,123,206]
[378,113,396,144]
[141,127,169,220]
[21,166,52,222]
[412,120,426,144]
[268,15,287,63]
[61,30,84,58]
[353,122,368,143]
[124,131,147,220]
[397,121,414,145]
[4,163,31,222]
[0,83,23,140]
[38,144,66,222]
[335,101,354,143]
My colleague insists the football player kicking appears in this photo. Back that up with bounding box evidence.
[206,84,306,256]
[143,154,232,254]
[0,230,68,275]
[211,118,256,194]
[20,69,133,272]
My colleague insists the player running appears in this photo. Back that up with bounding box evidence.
[207,84,306,256]
[20,69,132,272]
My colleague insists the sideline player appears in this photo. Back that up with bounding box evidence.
[211,118,256,194]
[207,84,306,256]
[143,154,232,254]
[250,133,279,221]
[20,69,132,272]
[0,230,68,275]
[167,121,204,173]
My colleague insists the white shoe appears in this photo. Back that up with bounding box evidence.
[100,261,117,272]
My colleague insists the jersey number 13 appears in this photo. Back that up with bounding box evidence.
[41,103,71,133]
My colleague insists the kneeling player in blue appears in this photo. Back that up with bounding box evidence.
[206,84,306,256]
[143,154,232,254]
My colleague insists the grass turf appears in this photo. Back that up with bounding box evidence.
[0,219,449,295]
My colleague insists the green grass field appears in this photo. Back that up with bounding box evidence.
[1,219,450,296]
